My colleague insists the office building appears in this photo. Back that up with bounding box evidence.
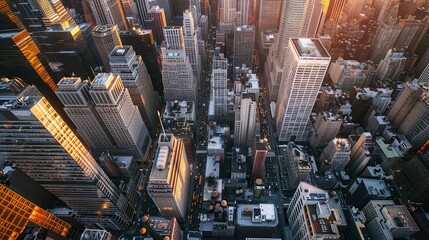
[190,0,202,20]
[328,58,371,91]
[387,80,429,150]
[85,0,127,30]
[310,112,343,148]
[362,200,419,239]
[0,86,135,230]
[56,77,115,152]
[348,178,392,209]
[135,0,149,25]
[0,184,71,239]
[403,151,429,202]
[234,98,258,147]
[369,19,403,64]
[419,61,429,85]
[162,27,197,102]
[80,229,115,240]
[219,0,237,33]
[285,143,313,188]
[121,0,138,19]
[183,9,202,83]
[211,55,228,116]
[376,49,408,81]
[237,0,250,26]
[275,38,330,142]
[147,133,190,222]
[91,24,122,72]
[264,0,324,101]
[146,6,167,45]
[257,0,281,33]
[109,46,159,137]
[346,132,375,177]
[233,25,255,68]
[143,216,183,240]
[120,28,163,95]
[374,136,411,172]
[235,204,278,238]
[90,73,151,162]
[288,182,346,240]
[251,139,269,179]
[318,138,351,172]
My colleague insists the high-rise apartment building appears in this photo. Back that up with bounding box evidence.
[318,138,351,172]
[0,86,135,230]
[309,111,342,148]
[120,28,163,95]
[346,132,375,177]
[56,77,116,152]
[328,58,371,91]
[146,6,167,45]
[162,27,197,102]
[376,49,408,81]
[288,182,345,240]
[387,80,429,151]
[0,185,71,239]
[211,55,228,116]
[109,46,159,137]
[369,18,403,64]
[90,73,151,162]
[257,0,281,33]
[275,38,331,142]
[91,24,122,72]
[85,0,127,30]
[234,98,257,147]
[183,9,202,83]
[264,0,324,101]
[233,25,255,68]
[147,133,190,222]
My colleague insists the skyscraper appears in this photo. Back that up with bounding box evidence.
[309,111,342,148]
[233,25,255,68]
[109,46,159,137]
[418,61,429,85]
[91,24,123,72]
[234,98,257,147]
[403,151,429,202]
[237,0,250,26]
[135,0,149,25]
[85,0,128,30]
[146,6,167,45]
[257,0,281,34]
[0,86,135,230]
[147,133,190,222]
[318,138,351,172]
[211,55,228,116]
[183,9,202,83]
[264,0,324,101]
[162,27,197,102]
[121,0,138,19]
[56,77,116,152]
[90,73,151,162]
[346,132,374,177]
[120,28,163,96]
[369,18,403,64]
[251,139,269,179]
[219,0,237,33]
[275,38,330,142]
[376,49,408,81]
[0,185,71,239]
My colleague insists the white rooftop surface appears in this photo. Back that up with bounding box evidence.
[236,204,278,227]
[205,156,220,178]
[208,136,223,149]
[92,73,113,85]
[354,178,392,197]
[203,179,222,202]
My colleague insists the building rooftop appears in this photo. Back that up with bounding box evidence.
[332,138,351,152]
[92,25,116,34]
[289,143,312,171]
[149,216,175,235]
[205,156,220,178]
[354,178,392,197]
[375,137,404,159]
[208,136,223,149]
[92,73,115,86]
[292,38,330,58]
[236,204,278,227]
[149,134,176,181]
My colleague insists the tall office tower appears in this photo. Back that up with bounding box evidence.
[135,0,149,25]
[264,0,324,102]
[320,0,346,35]
[91,25,123,72]
[376,49,407,81]
[183,9,202,83]
[147,133,190,223]
[369,18,402,64]
[275,38,330,142]
[287,182,345,240]
[219,0,237,33]
[156,0,173,25]
[0,185,71,239]
[121,0,138,19]
[394,17,422,50]
[408,17,429,54]
[318,138,351,172]
[210,55,228,116]
[233,25,255,68]
[285,142,313,188]
[190,0,202,20]
[237,0,249,26]
[0,86,135,230]
[403,151,429,202]
[234,98,257,147]
[82,0,97,25]
[31,22,98,81]
[362,200,419,240]
[418,61,429,84]
[328,58,371,91]
[309,112,342,148]
[109,46,159,137]
[250,139,269,179]
[343,0,365,20]
[85,0,128,30]
[257,0,281,33]
[56,77,116,153]
[50,0,76,26]
[90,73,151,162]
[120,28,163,96]
[162,27,197,102]
[346,132,374,177]
[387,80,429,151]
[146,6,167,45]
[7,0,51,32]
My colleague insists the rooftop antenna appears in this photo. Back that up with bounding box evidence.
[157,110,167,141]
